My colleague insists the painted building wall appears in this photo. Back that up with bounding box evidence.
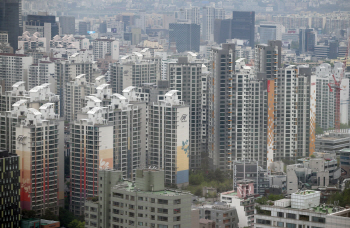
[176,106,190,185]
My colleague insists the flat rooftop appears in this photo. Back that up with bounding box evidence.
[113,181,191,196]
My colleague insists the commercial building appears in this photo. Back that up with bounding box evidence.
[16,103,63,217]
[169,23,200,53]
[148,90,189,187]
[258,23,285,45]
[25,14,59,39]
[0,0,22,51]
[0,150,20,227]
[84,169,192,228]
[59,16,75,35]
[299,28,317,54]
[231,11,255,47]
[0,53,33,92]
[78,21,91,35]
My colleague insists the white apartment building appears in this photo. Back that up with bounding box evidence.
[0,53,33,92]
[64,74,105,121]
[0,82,60,154]
[17,31,47,54]
[202,6,225,42]
[92,38,119,61]
[109,52,160,94]
[28,59,55,90]
[185,7,200,25]
[15,102,64,217]
[148,90,189,187]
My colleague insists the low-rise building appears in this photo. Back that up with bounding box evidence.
[220,180,258,228]
[196,204,239,228]
[254,190,350,228]
[316,132,350,154]
[339,148,350,179]
[85,169,192,228]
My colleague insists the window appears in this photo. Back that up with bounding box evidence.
[174,208,181,214]
[312,216,326,223]
[256,219,271,225]
[277,222,284,227]
[158,199,168,205]
[299,214,309,221]
[277,212,284,217]
[286,223,296,228]
[287,213,296,219]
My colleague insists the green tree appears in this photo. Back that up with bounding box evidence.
[315,124,324,135]
[59,207,75,227]
[42,209,58,221]
[22,209,36,219]
[68,219,85,228]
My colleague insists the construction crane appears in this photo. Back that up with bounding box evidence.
[328,36,350,131]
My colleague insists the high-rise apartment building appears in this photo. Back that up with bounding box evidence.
[92,38,119,61]
[64,74,104,121]
[70,106,114,216]
[0,0,22,51]
[208,43,235,172]
[84,169,192,228]
[168,55,209,169]
[70,86,142,215]
[16,103,63,217]
[0,53,33,92]
[169,23,200,53]
[231,11,255,48]
[54,50,99,116]
[148,90,189,187]
[59,16,75,35]
[185,7,200,25]
[0,150,20,227]
[202,7,225,42]
[109,52,160,94]
[28,59,55,90]
[255,40,282,79]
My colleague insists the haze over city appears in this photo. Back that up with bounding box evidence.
[0,0,350,227]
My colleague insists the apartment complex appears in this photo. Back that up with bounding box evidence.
[0,150,20,227]
[85,169,192,228]
[196,204,239,228]
[109,51,160,94]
